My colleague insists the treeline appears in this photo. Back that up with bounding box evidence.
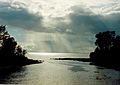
[0,25,42,66]
[90,31,120,69]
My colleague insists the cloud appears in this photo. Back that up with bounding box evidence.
[0,0,119,34]
[58,4,120,34]
[101,13,120,34]
[0,1,44,32]
[87,1,120,19]
[53,6,108,34]
[1,0,120,53]
[0,4,114,34]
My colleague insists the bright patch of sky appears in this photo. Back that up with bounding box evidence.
[5,0,120,15]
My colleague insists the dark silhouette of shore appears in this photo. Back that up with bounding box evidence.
[51,58,90,62]
[90,31,120,70]
[0,25,43,66]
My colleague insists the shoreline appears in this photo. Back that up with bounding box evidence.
[51,58,90,62]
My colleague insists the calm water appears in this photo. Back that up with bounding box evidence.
[0,53,120,85]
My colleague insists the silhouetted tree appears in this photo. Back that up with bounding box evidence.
[90,30,120,69]
[95,31,115,51]
[0,25,42,66]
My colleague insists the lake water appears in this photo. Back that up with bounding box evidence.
[0,53,120,85]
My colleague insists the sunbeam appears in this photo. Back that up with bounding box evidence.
[0,0,120,53]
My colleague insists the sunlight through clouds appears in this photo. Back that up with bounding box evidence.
[0,0,120,53]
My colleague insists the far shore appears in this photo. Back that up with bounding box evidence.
[51,58,91,62]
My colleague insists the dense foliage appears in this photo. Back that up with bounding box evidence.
[90,31,120,68]
[0,25,41,66]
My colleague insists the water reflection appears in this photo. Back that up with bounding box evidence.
[56,61,89,72]
[1,53,120,85]
[0,66,26,84]
[94,67,120,85]
[69,65,88,72]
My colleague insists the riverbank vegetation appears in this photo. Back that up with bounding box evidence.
[0,25,43,66]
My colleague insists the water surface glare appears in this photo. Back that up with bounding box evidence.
[0,53,120,85]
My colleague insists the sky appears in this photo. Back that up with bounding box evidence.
[0,0,120,53]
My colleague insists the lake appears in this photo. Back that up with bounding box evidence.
[0,53,120,85]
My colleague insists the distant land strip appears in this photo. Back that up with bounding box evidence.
[51,58,91,62]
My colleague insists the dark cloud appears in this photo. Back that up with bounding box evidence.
[0,3,44,32]
[0,1,120,34]
[54,6,108,34]
[55,6,120,35]
[101,13,120,34]
[68,14,107,33]
[0,2,119,34]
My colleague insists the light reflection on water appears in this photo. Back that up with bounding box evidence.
[27,52,89,60]
[0,53,120,85]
